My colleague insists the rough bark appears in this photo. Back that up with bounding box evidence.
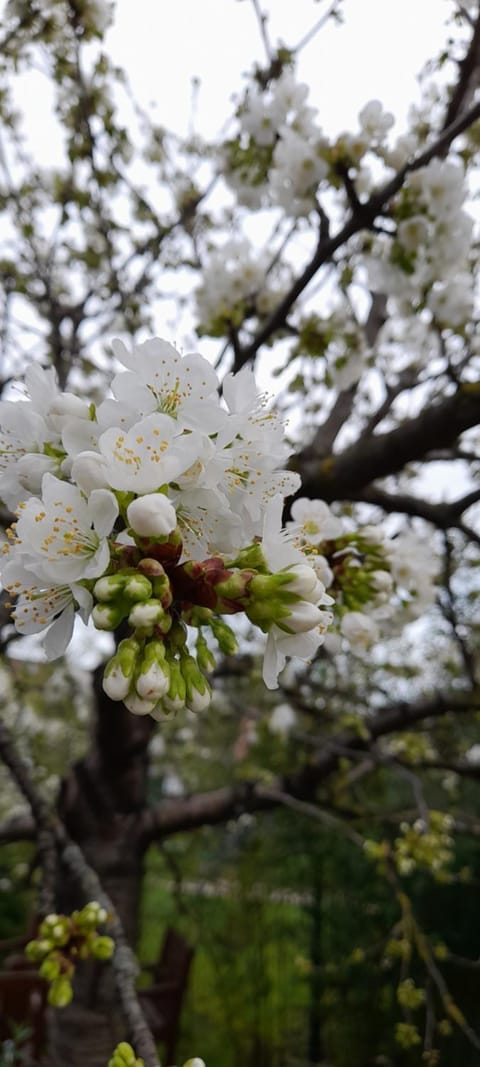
[48,672,154,1067]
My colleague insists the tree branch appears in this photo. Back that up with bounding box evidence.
[139,689,480,844]
[295,385,480,502]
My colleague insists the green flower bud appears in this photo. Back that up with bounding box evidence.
[162,655,186,713]
[135,639,170,700]
[48,976,73,1008]
[214,569,250,602]
[195,633,215,673]
[93,574,126,602]
[90,935,115,960]
[92,602,129,631]
[50,921,70,946]
[128,598,166,631]
[77,901,108,929]
[123,574,153,602]
[181,653,211,712]
[39,952,62,981]
[110,1043,136,1066]
[25,939,51,962]
[182,1059,207,1067]
[210,617,238,655]
[39,914,61,935]
[103,638,142,701]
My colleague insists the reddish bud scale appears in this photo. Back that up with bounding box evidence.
[136,536,183,568]
[172,558,253,614]
[110,543,142,569]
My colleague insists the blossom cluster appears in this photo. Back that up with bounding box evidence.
[366,158,474,326]
[0,337,438,716]
[0,338,339,715]
[25,901,114,1008]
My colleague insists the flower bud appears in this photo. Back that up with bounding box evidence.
[135,640,170,700]
[123,574,154,602]
[128,599,167,631]
[123,691,157,716]
[91,935,115,960]
[103,638,141,701]
[25,939,51,962]
[195,633,215,673]
[92,602,128,631]
[210,617,238,655]
[48,976,73,1008]
[181,654,211,712]
[71,450,109,492]
[182,1060,207,1067]
[39,953,62,981]
[127,493,177,538]
[161,656,187,713]
[94,574,127,602]
[278,601,327,635]
[108,1045,137,1067]
[283,564,325,602]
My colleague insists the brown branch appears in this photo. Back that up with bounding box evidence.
[335,486,480,529]
[295,385,480,502]
[140,689,480,844]
[443,11,480,130]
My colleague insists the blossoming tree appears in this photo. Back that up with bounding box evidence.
[1,0,480,1064]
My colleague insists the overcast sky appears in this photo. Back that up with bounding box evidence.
[107,0,451,137]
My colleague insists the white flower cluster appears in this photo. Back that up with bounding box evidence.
[0,338,337,715]
[366,158,475,325]
[285,506,438,654]
[196,237,288,337]
[224,68,329,217]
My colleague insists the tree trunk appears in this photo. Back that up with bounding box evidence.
[47,671,154,1067]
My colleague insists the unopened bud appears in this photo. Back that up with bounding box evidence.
[77,902,108,928]
[25,939,51,962]
[135,640,170,700]
[123,573,153,602]
[282,564,325,602]
[39,954,62,981]
[210,617,238,655]
[128,598,166,631]
[127,493,177,538]
[277,601,327,635]
[108,1044,138,1067]
[93,574,125,602]
[103,638,141,701]
[124,691,157,716]
[48,976,73,1008]
[71,450,109,492]
[196,633,215,673]
[91,935,115,960]
[162,656,186,713]
[181,654,211,712]
[92,602,128,631]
